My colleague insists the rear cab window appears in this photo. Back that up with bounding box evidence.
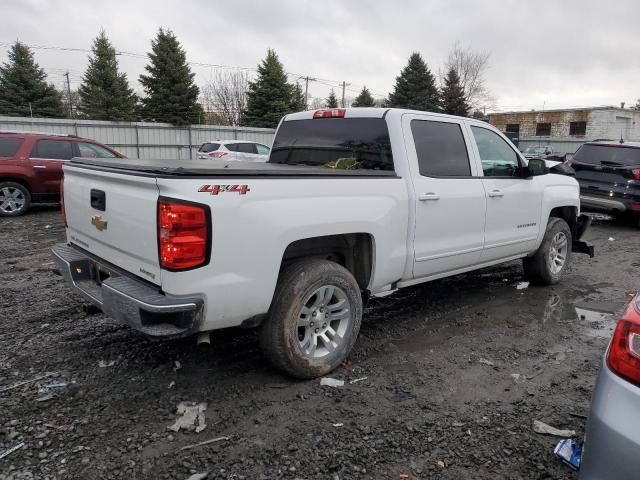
[269,117,394,171]
[0,137,23,157]
[573,144,640,166]
[31,139,73,160]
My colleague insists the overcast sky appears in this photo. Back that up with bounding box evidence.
[2,0,639,112]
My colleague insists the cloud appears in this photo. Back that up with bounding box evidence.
[1,0,639,110]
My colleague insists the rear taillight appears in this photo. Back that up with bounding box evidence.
[208,151,228,158]
[632,168,640,181]
[157,198,210,271]
[607,296,640,386]
[60,180,67,227]
[313,108,345,119]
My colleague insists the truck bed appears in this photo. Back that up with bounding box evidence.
[69,157,398,178]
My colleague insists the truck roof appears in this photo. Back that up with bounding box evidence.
[283,107,476,123]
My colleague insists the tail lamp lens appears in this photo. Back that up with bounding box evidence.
[158,199,209,270]
[632,169,640,181]
[208,151,228,158]
[313,108,346,119]
[607,297,640,386]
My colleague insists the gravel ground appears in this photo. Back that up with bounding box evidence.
[0,208,638,480]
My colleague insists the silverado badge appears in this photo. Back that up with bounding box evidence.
[91,215,108,231]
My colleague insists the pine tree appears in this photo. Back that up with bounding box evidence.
[440,68,469,117]
[290,82,305,111]
[325,89,339,108]
[78,30,138,121]
[139,28,201,125]
[352,86,375,107]
[0,41,64,118]
[242,49,298,128]
[386,53,439,112]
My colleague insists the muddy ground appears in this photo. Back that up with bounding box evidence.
[0,209,637,480]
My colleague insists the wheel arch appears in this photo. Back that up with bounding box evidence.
[280,233,375,291]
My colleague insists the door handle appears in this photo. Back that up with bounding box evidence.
[418,193,440,201]
[33,165,47,169]
[488,189,504,198]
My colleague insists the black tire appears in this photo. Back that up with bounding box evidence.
[259,258,363,379]
[0,181,31,217]
[523,217,572,285]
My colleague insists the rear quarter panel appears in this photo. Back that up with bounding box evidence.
[157,176,409,329]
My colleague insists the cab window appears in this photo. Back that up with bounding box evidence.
[77,142,117,158]
[471,126,520,177]
[31,139,73,160]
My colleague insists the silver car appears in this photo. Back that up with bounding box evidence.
[197,140,270,162]
[580,291,640,479]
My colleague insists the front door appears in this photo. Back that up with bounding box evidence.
[468,125,542,261]
[402,114,487,278]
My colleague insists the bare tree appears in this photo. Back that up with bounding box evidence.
[201,70,249,126]
[444,41,494,111]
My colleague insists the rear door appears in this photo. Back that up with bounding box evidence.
[63,165,162,284]
[402,114,486,278]
[29,138,74,196]
[468,125,542,261]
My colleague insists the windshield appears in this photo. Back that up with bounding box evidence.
[198,143,220,153]
[524,146,546,154]
[269,118,394,171]
[573,144,640,166]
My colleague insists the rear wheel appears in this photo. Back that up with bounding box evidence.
[0,182,31,217]
[259,259,363,379]
[523,217,572,285]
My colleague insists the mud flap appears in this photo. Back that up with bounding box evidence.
[572,214,595,257]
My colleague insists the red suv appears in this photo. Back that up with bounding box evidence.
[0,131,125,216]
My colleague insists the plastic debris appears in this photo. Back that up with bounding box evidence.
[98,360,115,368]
[332,423,344,427]
[533,420,576,437]
[608,237,615,241]
[174,360,182,371]
[510,373,526,384]
[45,381,73,389]
[186,473,209,480]
[320,377,344,388]
[168,381,176,389]
[554,438,582,470]
[36,393,54,402]
[349,377,368,384]
[436,459,446,468]
[516,282,530,290]
[0,442,24,460]
[479,358,495,367]
[180,436,230,451]
[168,402,207,433]
[0,372,57,393]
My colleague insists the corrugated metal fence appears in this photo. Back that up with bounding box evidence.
[0,116,276,160]
[518,138,586,155]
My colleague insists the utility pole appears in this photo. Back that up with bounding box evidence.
[302,76,316,110]
[64,71,73,119]
[339,81,350,108]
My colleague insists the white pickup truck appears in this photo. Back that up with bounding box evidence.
[53,108,593,378]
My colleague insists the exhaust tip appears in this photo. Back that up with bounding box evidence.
[196,332,211,345]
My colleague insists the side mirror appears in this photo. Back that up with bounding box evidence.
[522,158,548,177]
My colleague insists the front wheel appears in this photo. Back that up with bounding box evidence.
[259,259,363,379]
[523,217,572,285]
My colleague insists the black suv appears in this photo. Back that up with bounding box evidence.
[571,140,640,227]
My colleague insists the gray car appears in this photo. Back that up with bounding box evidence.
[580,292,640,479]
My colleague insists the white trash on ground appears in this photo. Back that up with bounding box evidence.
[320,377,344,388]
[516,282,530,290]
[168,402,207,433]
[533,420,576,437]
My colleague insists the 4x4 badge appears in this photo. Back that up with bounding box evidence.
[91,215,108,231]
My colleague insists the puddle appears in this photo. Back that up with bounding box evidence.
[574,302,618,339]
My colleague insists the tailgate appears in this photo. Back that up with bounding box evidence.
[63,165,161,285]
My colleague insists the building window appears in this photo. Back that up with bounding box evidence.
[536,123,551,136]
[569,121,587,136]
[505,124,520,134]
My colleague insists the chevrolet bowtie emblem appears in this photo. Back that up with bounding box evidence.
[91,215,108,231]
